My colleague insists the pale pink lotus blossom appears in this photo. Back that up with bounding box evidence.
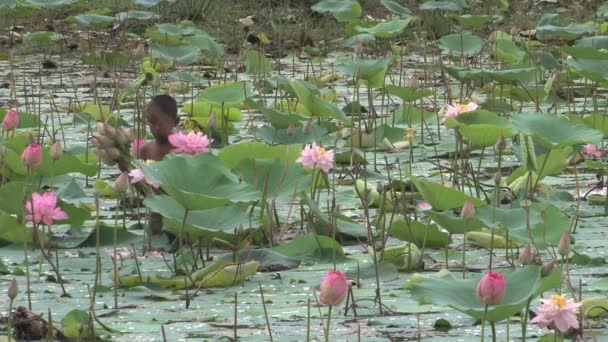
[129,168,160,189]
[64,251,78,258]
[25,192,69,226]
[530,294,582,333]
[297,143,335,173]
[476,270,506,305]
[3,108,19,131]
[582,144,602,158]
[417,202,432,211]
[148,251,163,258]
[442,102,478,123]
[319,270,348,306]
[106,248,133,260]
[169,131,211,154]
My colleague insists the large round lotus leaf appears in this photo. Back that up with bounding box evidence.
[437,32,483,56]
[536,13,598,41]
[290,79,351,124]
[563,46,608,82]
[117,10,157,21]
[27,0,76,9]
[337,57,393,87]
[391,219,451,248]
[72,13,116,28]
[454,14,499,29]
[489,31,525,63]
[311,0,362,22]
[411,178,485,211]
[272,233,345,263]
[474,203,569,249]
[218,141,301,169]
[449,110,515,147]
[150,43,200,65]
[135,0,163,7]
[511,112,603,149]
[387,85,433,102]
[482,67,539,85]
[234,158,311,201]
[355,18,412,39]
[183,34,224,56]
[200,82,251,106]
[575,36,608,50]
[144,195,258,242]
[410,265,562,322]
[445,66,483,83]
[24,31,62,44]
[380,0,412,17]
[138,153,260,210]
[182,101,242,121]
[420,0,464,12]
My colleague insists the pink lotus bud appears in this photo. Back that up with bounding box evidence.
[116,127,133,145]
[495,136,507,151]
[8,278,18,300]
[91,135,113,149]
[287,123,295,136]
[558,232,571,256]
[96,122,106,135]
[115,172,129,193]
[50,140,63,161]
[21,143,43,169]
[106,147,121,160]
[207,112,217,130]
[3,108,19,131]
[518,245,533,265]
[476,270,506,305]
[493,171,502,185]
[319,269,348,306]
[461,198,475,221]
[541,261,555,277]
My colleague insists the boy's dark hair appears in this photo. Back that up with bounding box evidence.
[149,94,178,119]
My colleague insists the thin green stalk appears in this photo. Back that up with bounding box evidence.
[324,305,333,342]
[480,304,488,342]
[23,239,32,310]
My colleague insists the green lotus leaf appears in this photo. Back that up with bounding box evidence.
[410,265,562,322]
[437,32,483,56]
[311,0,362,22]
[511,111,603,149]
[139,153,260,210]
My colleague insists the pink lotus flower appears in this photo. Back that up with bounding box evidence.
[417,202,432,211]
[50,140,63,161]
[582,144,602,158]
[25,192,69,226]
[106,248,133,260]
[297,143,335,173]
[21,143,43,169]
[169,131,211,154]
[132,138,145,159]
[129,168,160,189]
[319,269,348,305]
[3,108,19,131]
[476,270,506,305]
[530,294,582,333]
[442,102,478,123]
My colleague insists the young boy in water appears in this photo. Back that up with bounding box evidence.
[136,94,179,234]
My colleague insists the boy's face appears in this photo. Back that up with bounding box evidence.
[145,103,178,141]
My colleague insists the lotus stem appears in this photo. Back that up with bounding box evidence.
[480,304,488,342]
[324,304,333,342]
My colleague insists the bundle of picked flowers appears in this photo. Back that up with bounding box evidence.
[91,122,135,168]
